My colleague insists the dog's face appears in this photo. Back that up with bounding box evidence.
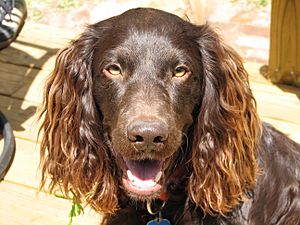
[92,9,203,199]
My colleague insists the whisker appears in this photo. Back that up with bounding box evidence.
[171,131,190,169]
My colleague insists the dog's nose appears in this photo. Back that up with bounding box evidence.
[127,119,168,151]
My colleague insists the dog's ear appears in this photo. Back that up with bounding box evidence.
[39,24,118,213]
[188,24,261,215]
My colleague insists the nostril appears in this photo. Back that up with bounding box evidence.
[127,127,146,143]
[153,135,167,143]
[135,135,144,142]
[128,132,144,143]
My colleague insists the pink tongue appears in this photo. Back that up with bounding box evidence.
[124,159,161,180]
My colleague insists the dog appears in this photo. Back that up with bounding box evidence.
[39,8,300,225]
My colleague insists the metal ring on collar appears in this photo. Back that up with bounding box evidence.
[146,200,166,215]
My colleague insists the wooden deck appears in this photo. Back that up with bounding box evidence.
[0,22,299,225]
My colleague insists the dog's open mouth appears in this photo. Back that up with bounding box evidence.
[122,159,163,196]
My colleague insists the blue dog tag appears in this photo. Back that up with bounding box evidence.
[147,218,171,225]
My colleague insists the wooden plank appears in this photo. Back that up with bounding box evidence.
[256,98,300,125]
[12,68,49,104]
[245,62,300,143]
[246,62,300,97]
[245,62,271,85]
[251,82,300,100]
[254,85,300,124]
[0,63,37,97]
[0,181,101,225]
[0,22,75,71]
[4,137,40,188]
[0,41,58,71]
[0,61,51,78]
[252,86,300,111]
[0,95,39,142]
[255,96,300,119]
[0,79,24,96]
[18,22,78,48]
[262,117,300,143]
[0,60,51,104]
[0,64,48,103]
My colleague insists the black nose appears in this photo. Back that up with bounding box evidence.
[127,119,168,151]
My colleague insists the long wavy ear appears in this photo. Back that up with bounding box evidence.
[39,25,118,214]
[188,24,261,215]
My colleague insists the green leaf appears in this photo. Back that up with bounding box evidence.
[54,194,68,200]
[74,203,83,216]
[68,216,73,225]
[68,204,75,218]
[67,197,83,225]
[54,191,84,225]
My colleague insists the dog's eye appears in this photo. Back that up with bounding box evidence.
[107,65,122,76]
[174,66,188,78]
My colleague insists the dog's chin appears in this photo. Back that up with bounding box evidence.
[122,177,162,200]
[121,159,164,199]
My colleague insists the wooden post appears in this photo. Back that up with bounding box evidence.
[268,0,300,87]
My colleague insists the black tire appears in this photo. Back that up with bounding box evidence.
[0,111,15,181]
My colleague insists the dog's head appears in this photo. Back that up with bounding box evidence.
[39,8,261,215]
[91,9,204,200]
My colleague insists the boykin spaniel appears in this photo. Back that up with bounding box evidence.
[39,8,300,225]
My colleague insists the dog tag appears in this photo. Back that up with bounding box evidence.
[147,218,171,225]
[146,202,171,225]
[147,210,171,225]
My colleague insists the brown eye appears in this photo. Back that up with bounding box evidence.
[174,66,188,78]
[107,64,121,76]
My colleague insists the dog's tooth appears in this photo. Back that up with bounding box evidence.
[155,171,163,182]
[127,170,135,182]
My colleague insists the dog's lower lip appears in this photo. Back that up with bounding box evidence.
[122,176,162,196]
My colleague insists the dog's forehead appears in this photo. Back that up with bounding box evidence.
[121,30,177,54]
[114,8,187,30]
[109,29,190,71]
[108,8,191,47]
[92,8,200,71]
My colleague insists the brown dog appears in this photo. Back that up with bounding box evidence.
[39,8,300,225]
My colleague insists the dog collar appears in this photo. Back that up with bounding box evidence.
[159,160,190,202]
